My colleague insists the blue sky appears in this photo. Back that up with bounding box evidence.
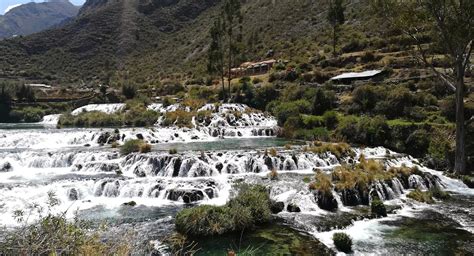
[1,0,85,14]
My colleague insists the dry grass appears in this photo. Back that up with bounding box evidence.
[332,155,393,190]
[139,143,152,153]
[309,141,354,158]
[269,169,278,180]
[269,148,278,157]
[309,171,333,194]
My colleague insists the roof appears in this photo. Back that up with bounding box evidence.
[330,70,383,80]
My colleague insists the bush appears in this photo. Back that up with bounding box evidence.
[407,189,434,203]
[121,84,137,99]
[312,89,336,115]
[333,232,352,253]
[371,198,387,217]
[139,143,152,153]
[121,139,146,155]
[169,148,178,154]
[272,100,312,126]
[0,192,131,255]
[323,111,338,129]
[175,185,271,237]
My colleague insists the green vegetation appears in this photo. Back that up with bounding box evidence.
[175,184,271,237]
[407,189,434,204]
[332,232,352,253]
[0,192,132,255]
[120,139,151,155]
[371,198,387,217]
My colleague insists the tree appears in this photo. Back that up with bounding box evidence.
[207,0,243,102]
[121,84,136,99]
[327,0,345,56]
[208,18,226,101]
[15,84,35,102]
[0,84,12,122]
[373,0,473,174]
[312,88,336,115]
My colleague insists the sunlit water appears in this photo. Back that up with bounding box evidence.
[1,111,473,255]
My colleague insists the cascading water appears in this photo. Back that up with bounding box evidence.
[1,104,472,255]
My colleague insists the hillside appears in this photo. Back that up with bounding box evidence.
[0,0,387,84]
[0,0,80,40]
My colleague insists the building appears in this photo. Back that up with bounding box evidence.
[330,70,385,84]
[230,59,277,78]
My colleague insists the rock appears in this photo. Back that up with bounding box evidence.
[287,203,301,213]
[191,135,200,140]
[84,144,91,147]
[97,132,111,144]
[68,188,79,201]
[316,191,338,211]
[270,201,285,214]
[0,162,12,172]
[123,201,137,207]
[167,189,205,203]
[136,134,144,140]
[215,162,224,172]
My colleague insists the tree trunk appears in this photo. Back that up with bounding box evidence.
[228,36,232,103]
[221,75,226,102]
[332,26,336,56]
[454,60,466,174]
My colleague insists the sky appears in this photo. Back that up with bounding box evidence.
[1,0,85,14]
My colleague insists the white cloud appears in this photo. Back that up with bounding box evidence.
[5,4,22,14]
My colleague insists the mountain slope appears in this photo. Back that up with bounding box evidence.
[0,0,376,84]
[0,0,80,39]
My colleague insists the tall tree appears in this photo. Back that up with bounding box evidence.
[373,0,473,174]
[208,18,226,101]
[0,84,12,122]
[327,0,345,56]
[207,0,242,102]
[223,0,243,100]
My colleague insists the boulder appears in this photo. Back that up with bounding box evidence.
[68,188,79,201]
[270,201,285,214]
[123,201,137,207]
[0,162,12,172]
[136,133,144,140]
[316,191,338,211]
[287,203,301,213]
[167,189,205,203]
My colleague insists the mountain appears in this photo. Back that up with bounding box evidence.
[0,0,80,39]
[0,0,378,84]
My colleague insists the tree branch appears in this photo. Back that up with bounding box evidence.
[462,40,473,72]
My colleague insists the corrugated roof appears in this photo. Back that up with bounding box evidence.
[330,70,383,80]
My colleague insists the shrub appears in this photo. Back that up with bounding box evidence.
[312,89,336,115]
[272,100,312,126]
[371,198,387,217]
[269,169,278,180]
[121,139,146,155]
[332,232,352,253]
[352,85,379,112]
[121,84,137,99]
[0,192,132,255]
[323,111,338,129]
[139,143,152,153]
[407,189,434,203]
[169,148,178,154]
[430,187,450,200]
[175,185,271,237]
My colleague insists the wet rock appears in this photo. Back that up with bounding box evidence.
[167,189,205,203]
[270,201,285,214]
[0,162,12,172]
[97,132,110,144]
[340,188,363,206]
[215,162,224,172]
[287,203,301,213]
[316,191,338,211]
[136,134,144,140]
[68,188,79,201]
[191,135,200,140]
[123,201,137,207]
